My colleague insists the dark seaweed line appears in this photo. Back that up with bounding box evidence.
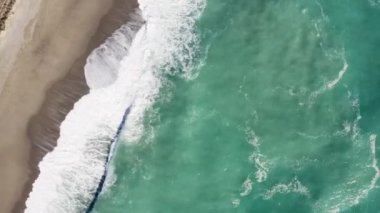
[86,106,132,213]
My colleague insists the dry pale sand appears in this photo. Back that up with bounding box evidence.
[0,0,137,212]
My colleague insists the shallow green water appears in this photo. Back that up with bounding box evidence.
[94,0,380,212]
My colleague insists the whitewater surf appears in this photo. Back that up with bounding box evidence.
[25,0,380,213]
[25,0,206,212]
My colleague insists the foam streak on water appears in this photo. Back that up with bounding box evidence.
[326,55,348,89]
[353,134,380,205]
[246,130,269,183]
[309,52,348,103]
[263,177,311,200]
[25,0,206,212]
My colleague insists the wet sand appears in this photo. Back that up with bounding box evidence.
[0,0,137,212]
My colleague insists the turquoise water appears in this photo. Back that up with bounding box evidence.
[94,0,380,212]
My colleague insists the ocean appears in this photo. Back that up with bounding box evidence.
[26,0,380,212]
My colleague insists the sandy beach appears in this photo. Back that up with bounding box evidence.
[0,0,15,31]
[0,0,137,212]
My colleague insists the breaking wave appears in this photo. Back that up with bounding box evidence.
[25,0,205,212]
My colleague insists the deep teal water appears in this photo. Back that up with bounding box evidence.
[94,0,380,212]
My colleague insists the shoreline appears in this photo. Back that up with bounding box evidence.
[22,2,138,212]
[0,0,138,212]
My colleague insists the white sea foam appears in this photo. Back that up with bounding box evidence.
[332,98,360,137]
[25,0,206,212]
[315,134,380,213]
[351,98,362,141]
[120,0,206,143]
[307,6,348,104]
[326,56,348,90]
[240,176,253,197]
[263,177,311,200]
[101,164,118,196]
[313,98,380,212]
[246,130,269,183]
[309,52,348,103]
[352,134,380,205]
[85,11,144,89]
[231,198,241,208]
